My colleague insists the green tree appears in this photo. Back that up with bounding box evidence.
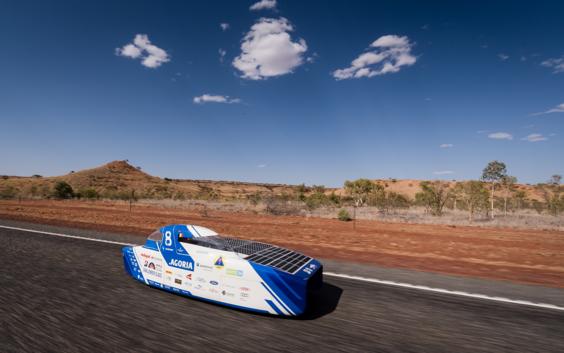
[344,179,375,207]
[53,181,74,199]
[513,190,527,211]
[500,175,517,216]
[415,181,451,216]
[481,160,507,219]
[455,181,489,222]
[544,174,562,216]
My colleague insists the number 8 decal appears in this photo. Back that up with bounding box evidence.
[164,231,172,246]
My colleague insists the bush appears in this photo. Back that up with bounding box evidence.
[264,196,302,216]
[338,209,352,221]
[52,181,74,199]
[81,188,99,199]
[0,186,18,199]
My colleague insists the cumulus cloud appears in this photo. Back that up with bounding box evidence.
[531,103,564,116]
[541,56,564,73]
[220,23,230,31]
[433,170,454,175]
[332,35,416,80]
[488,132,513,140]
[232,17,307,80]
[250,0,277,11]
[439,144,453,148]
[219,48,227,63]
[498,53,509,61]
[193,94,241,104]
[116,34,170,68]
[521,133,548,142]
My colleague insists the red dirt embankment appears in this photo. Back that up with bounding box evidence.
[1,200,563,288]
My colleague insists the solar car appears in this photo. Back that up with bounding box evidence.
[122,224,323,316]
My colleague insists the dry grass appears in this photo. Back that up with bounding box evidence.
[131,199,564,231]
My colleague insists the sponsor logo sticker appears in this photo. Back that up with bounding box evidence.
[221,290,235,297]
[174,278,182,285]
[209,280,219,286]
[196,263,213,271]
[186,273,192,280]
[226,268,243,277]
[214,257,225,268]
[169,259,194,270]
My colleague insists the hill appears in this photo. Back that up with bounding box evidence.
[0,160,306,200]
[0,160,547,201]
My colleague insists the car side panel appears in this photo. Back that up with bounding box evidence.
[125,242,296,315]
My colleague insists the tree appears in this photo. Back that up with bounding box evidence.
[513,190,527,211]
[53,181,74,199]
[344,179,375,207]
[543,174,563,216]
[454,181,489,222]
[500,176,517,216]
[415,181,451,216]
[481,161,507,219]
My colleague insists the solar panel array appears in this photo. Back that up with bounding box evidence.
[220,237,274,255]
[245,246,311,274]
[195,235,311,274]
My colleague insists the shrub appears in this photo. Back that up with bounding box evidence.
[81,188,99,199]
[247,192,262,206]
[304,192,330,210]
[52,181,74,199]
[0,186,18,199]
[338,209,352,221]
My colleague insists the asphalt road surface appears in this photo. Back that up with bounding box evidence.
[1,223,563,352]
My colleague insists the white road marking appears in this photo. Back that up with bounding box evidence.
[324,272,564,312]
[1,224,563,312]
[0,224,137,246]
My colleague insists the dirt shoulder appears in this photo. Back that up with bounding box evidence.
[1,200,563,288]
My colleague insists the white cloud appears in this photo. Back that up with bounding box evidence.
[498,53,509,61]
[521,133,548,142]
[433,170,454,175]
[116,34,170,68]
[233,17,307,80]
[193,94,241,104]
[219,48,226,63]
[488,132,513,140]
[250,0,277,11]
[117,44,142,58]
[257,164,268,168]
[332,35,416,80]
[541,56,564,73]
[531,103,564,116]
[439,143,453,148]
[220,23,230,31]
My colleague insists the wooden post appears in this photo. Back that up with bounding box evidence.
[353,205,356,230]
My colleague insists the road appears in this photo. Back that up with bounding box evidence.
[1,222,563,352]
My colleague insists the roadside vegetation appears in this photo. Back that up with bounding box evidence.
[0,160,562,230]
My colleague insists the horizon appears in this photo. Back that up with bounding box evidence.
[3,159,554,188]
[1,0,563,187]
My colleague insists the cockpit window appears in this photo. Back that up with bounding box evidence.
[148,230,162,241]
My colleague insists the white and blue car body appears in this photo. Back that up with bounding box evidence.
[122,224,323,316]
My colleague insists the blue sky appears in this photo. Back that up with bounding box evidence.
[0,0,563,186]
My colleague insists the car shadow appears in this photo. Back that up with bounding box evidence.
[297,282,343,320]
